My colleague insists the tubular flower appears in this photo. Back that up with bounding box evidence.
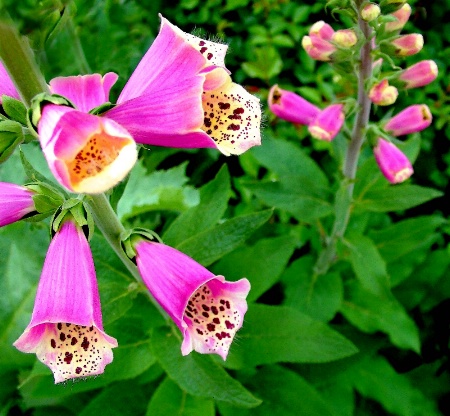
[0,61,20,103]
[134,241,250,360]
[374,138,413,183]
[385,3,412,32]
[398,60,438,89]
[302,21,336,61]
[14,220,117,384]
[390,34,424,57]
[384,104,432,136]
[332,29,358,48]
[0,182,36,227]
[369,79,398,106]
[308,104,345,141]
[268,85,320,125]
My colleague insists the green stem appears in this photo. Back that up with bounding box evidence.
[314,3,373,276]
[0,18,49,105]
[67,19,92,74]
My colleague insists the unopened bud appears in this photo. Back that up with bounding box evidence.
[309,21,335,40]
[398,60,438,89]
[385,4,412,32]
[302,35,336,61]
[384,104,432,136]
[308,104,344,141]
[380,0,408,14]
[389,34,424,57]
[361,3,381,21]
[332,29,358,48]
[369,80,399,106]
[374,138,413,183]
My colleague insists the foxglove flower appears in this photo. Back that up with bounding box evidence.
[14,220,117,383]
[385,3,411,32]
[332,29,358,48]
[268,85,320,125]
[389,34,424,57]
[135,241,250,360]
[374,138,413,183]
[0,61,20,103]
[384,104,432,136]
[302,21,336,61]
[369,80,398,106]
[308,104,345,141]
[0,182,35,227]
[361,4,381,22]
[398,60,438,89]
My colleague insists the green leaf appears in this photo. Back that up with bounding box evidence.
[146,377,214,416]
[117,161,199,221]
[1,96,27,125]
[241,46,282,80]
[340,281,420,352]
[281,256,343,322]
[151,326,261,408]
[212,235,296,302]
[163,165,231,247]
[225,304,358,369]
[176,210,272,266]
[354,184,443,212]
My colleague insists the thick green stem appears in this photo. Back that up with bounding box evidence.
[0,18,49,105]
[314,3,373,276]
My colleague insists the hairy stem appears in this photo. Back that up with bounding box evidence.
[314,3,373,276]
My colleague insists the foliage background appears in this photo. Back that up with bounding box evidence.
[0,0,449,415]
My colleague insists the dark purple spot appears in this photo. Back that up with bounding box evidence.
[234,107,245,114]
[50,339,56,349]
[64,353,73,364]
[218,102,230,110]
[57,323,62,330]
[225,320,235,329]
[202,305,210,311]
[207,323,216,331]
[202,312,210,318]
[211,306,219,315]
[75,367,82,374]
[228,124,240,131]
[81,337,89,351]
[71,337,78,346]
[60,333,66,341]
[200,47,207,53]
[204,118,211,127]
[207,53,213,60]
[196,329,204,335]
[213,318,220,324]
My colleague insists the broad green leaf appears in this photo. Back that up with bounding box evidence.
[347,234,390,297]
[247,182,333,223]
[345,355,441,416]
[176,210,272,266]
[218,365,335,416]
[163,165,231,247]
[117,161,199,221]
[1,96,27,125]
[340,281,420,352]
[212,235,296,302]
[146,377,214,416]
[281,256,343,322]
[318,382,355,416]
[354,184,443,212]
[241,46,282,80]
[250,137,329,196]
[151,325,261,408]
[225,304,358,369]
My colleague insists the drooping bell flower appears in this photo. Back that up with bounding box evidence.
[398,60,438,89]
[369,79,398,106]
[0,182,36,227]
[308,104,345,141]
[0,61,20,103]
[134,240,250,360]
[385,3,412,32]
[14,220,117,383]
[374,138,413,183]
[384,104,432,136]
[268,85,320,125]
[302,21,336,61]
[389,34,424,57]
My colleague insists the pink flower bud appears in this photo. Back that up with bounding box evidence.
[399,60,438,89]
[369,80,399,106]
[384,104,432,136]
[374,138,413,183]
[385,4,412,32]
[309,21,335,40]
[361,4,381,21]
[268,85,320,125]
[308,104,344,141]
[390,34,424,57]
[302,35,336,61]
[332,29,358,48]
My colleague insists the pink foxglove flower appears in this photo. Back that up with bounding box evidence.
[0,182,35,227]
[374,138,413,183]
[361,4,381,22]
[0,61,20,103]
[369,79,398,106]
[332,29,358,48]
[399,60,438,89]
[14,220,117,383]
[384,104,432,136]
[390,34,424,57]
[135,241,250,360]
[308,104,345,141]
[268,85,320,125]
[385,3,412,32]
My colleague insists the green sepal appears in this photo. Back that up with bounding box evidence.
[19,147,57,186]
[51,198,95,240]
[379,0,407,14]
[1,95,28,125]
[26,182,65,215]
[27,92,75,136]
[0,120,24,163]
[121,228,162,260]
[89,102,116,116]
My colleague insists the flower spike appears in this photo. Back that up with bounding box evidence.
[0,182,36,227]
[14,220,117,383]
[134,241,250,360]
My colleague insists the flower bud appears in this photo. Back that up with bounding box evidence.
[309,21,335,40]
[369,80,399,106]
[308,104,344,141]
[384,104,432,136]
[361,3,381,21]
[390,34,424,57]
[374,138,413,183]
[332,29,358,48]
[385,4,412,31]
[302,35,336,61]
[398,60,438,89]
[380,0,408,14]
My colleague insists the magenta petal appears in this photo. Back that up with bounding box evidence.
[0,182,35,227]
[135,241,250,360]
[49,73,118,113]
[13,220,117,383]
[0,61,20,103]
[308,103,345,141]
[384,104,432,136]
[374,138,413,183]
